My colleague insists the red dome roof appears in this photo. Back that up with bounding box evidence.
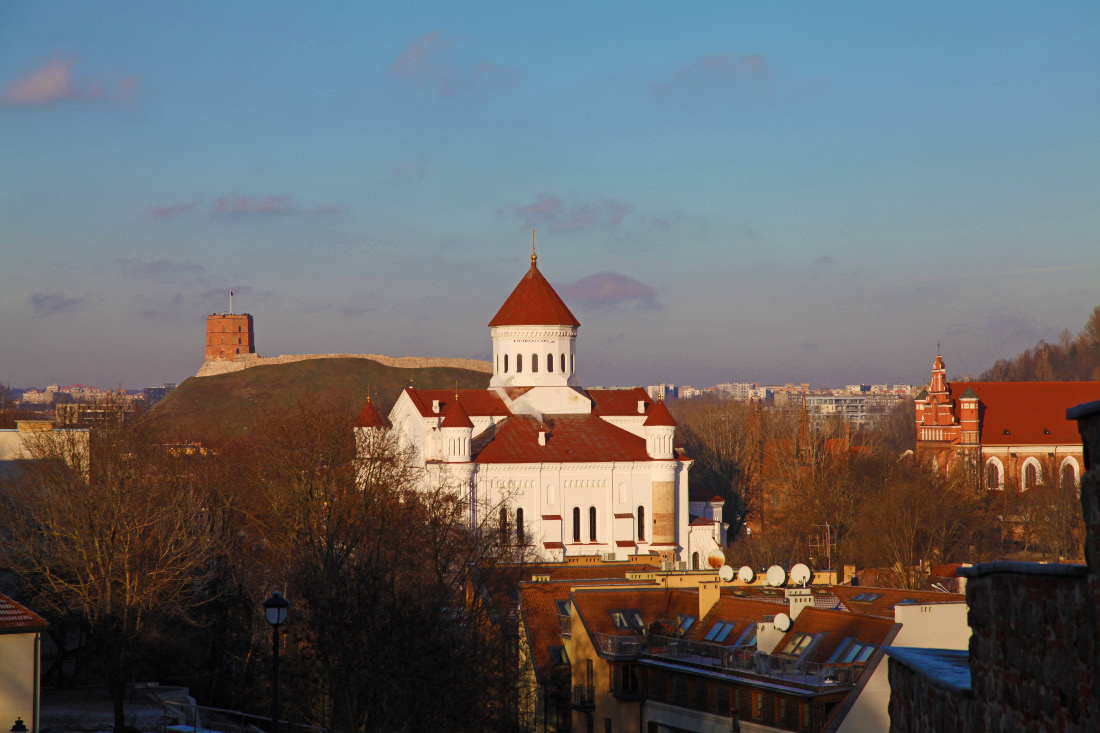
[440,398,474,429]
[354,400,390,428]
[489,260,580,328]
[643,399,677,427]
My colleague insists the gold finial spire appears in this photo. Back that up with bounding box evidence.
[366,382,370,403]
[455,380,459,400]
[531,227,537,264]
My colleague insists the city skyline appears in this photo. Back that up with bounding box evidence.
[2,2,1098,389]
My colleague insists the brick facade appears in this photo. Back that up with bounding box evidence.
[205,313,254,361]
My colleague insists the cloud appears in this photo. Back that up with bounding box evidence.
[211,195,295,217]
[29,292,86,316]
[560,272,661,311]
[652,53,770,102]
[2,56,137,107]
[115,257,205,283]
[505,195,632,233]
[814,255,834,266]
[390,32,519,101]
[148,201,200,220]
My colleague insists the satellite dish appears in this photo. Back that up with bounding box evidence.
[708,549,726,569]
[737,565,755,583]
[719,565,735,582]
[766,565,787,588]
[791,563,812,586]
[773,612,792,632]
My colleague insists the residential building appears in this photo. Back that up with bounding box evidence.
[0,594,48,730]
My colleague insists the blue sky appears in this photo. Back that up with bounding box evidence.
[2,2,1098,390]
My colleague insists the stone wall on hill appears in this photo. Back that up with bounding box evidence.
[196,353,493,378]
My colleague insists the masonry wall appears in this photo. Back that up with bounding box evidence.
[887,660,972,733]
[196,352,493,377]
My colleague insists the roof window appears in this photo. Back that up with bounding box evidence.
[852,592,884,602]
[703,621,737,643]
[610,609,645,631]
[827,637,877,664]
[549,645,570,665]
[555,599,570,617]
[734,625,758,647]
[675,615,696,632]
[780,632,815,656]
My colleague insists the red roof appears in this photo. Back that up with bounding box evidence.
[474,414,652,463]
[354,400,390,428]
[440,398,474,428]
[488,261,580,328]
[832,585,965,620]
[405,388,512,418]
[945,381,1100,445]
[571,587,699,639]
[774,607,895,663]
[643,399,677,427]
[588,387,651,416]
[0,595,48,632]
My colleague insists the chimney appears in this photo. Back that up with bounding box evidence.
[638,400,646,414]
[699,581,720,620]
[843,565,857,585]
[432,399,440,414]
[785,587,813,620]
[538,428,547,446]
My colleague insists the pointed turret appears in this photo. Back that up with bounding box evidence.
[354,399,390,429]
[644,399,676,459]
[440,398,473,462]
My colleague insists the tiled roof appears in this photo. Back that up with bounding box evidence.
[519,582,576,682]
[774,607,894,664]
[832,585,965,620]
[572,587,699,639]
[0,594,48,632]
[690,517,717,526]
[474,414,652,463]
[587,388,651,416]
[691,596,789,645]
[488,261,580,328]
[354,400,390,428]
[644,399,677,427]
[720,587,790,606]
[942,381,1100,446]
[404,389,512,419]
[440,398,474,428]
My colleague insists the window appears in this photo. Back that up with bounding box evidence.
[549,645,569,665]
[516,508,524,544]
[499,507,508,545]
[573,507,581,542]
[572,354,576,373]
[852,592,883,602]
[561,353,566,373]
[610,609,645,630]
[827,638,877,664]
[532,353,538,372]
[637,506,645,541]
[1062,462,1077,489]
[692,552,700,570]
[985,460,1000,489]
[504,354,509,373]
[734,624,757,647]
[589,506,597,541]
[555,599,571,616]
[780,633,814,656]
[676,615,696,633]
[703,621,736,643]
[517,354,523,373]
[547,353,554,372]
[1024,462,1038,488]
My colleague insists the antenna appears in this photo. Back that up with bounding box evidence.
[229,290,233,315]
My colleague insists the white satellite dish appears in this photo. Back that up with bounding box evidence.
[791,563,812,586]
[773,612,792,632]
[737,565,755,584]
[719,564,735,582]
[766,565,787,588]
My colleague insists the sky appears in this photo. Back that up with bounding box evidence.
[1,2,1098,391]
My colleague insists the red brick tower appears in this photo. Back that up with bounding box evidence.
[205,313,255,361]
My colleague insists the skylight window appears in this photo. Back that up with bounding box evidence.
[780,633,814,656]
[734,624,758,647]
[676,615,696,632]
[703,621,737,643]
[852,592,884,602]
[549,645,570,665]
[610,609,645,630]
[555,599,570,616]
[827,638,877,664]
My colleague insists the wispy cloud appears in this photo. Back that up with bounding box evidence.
[115,257,205,283]
[390,32,519,101]
[29,292,87,316]
[560,272,661,311]
[211,195,295,217]
[2,56,137,107]
[652,53,769,102]
[148,201,200,220]
[505,195,633,233]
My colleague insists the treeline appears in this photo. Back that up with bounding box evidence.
[0,402,529,733]
[980,305,1100,381]
[673,398,1084,589]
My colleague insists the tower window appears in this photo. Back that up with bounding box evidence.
[638,506,645,541]
[573,507,581,543]
[547,353,554,372]
[561,353,566,373]
[500,507,509,546]
[532,353,538,372]
[504,355,509,373]
[589,506,597,542]
[572,354,576,374]
[516,508,524,544]
[517,354,523,373]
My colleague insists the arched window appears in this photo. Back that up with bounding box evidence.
[984,458,1004,490]
[561,353,566,373]
[516,508,525,545]
[517,354,523,373]
[692,552,700,570]
[572,354,576,374]
[589,506,597,542]
[1062,463,1076,490]
[499,507,508,545]
[572,507,581,543]
[504,354,509,373]
[238,325,242,332]
[1023,459,1040,489]
[547,353,553,372]
[637,506,645,541]
[532,353,538,372]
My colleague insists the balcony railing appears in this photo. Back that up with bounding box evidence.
[571,684,595,710]
[592,632,644,658]
[558,615,572,635]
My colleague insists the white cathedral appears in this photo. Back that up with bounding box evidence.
[355,251,725,564]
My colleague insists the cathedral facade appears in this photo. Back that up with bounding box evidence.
[357,253,723,563]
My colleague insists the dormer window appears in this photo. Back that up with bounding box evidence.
[555,599,571,617]
[780,633,815,656]
[703,621,737,643]
[852,592,883,602]
[610,609,645,630]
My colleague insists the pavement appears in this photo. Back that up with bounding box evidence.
[39,686,166,733]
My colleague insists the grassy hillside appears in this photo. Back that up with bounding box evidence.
[153,358,490,440]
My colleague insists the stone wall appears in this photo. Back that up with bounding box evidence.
[196,352,493,378]
[888,398,1100,732]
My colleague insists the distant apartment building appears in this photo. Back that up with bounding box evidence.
[646,383,678,401]
[713,382,769,402]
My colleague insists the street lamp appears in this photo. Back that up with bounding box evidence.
[10,720,27,733]
[262,590,290,733]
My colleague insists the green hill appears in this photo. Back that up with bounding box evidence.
[152,358,490,440]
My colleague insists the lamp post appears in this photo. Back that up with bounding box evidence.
[262,590,290,733]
